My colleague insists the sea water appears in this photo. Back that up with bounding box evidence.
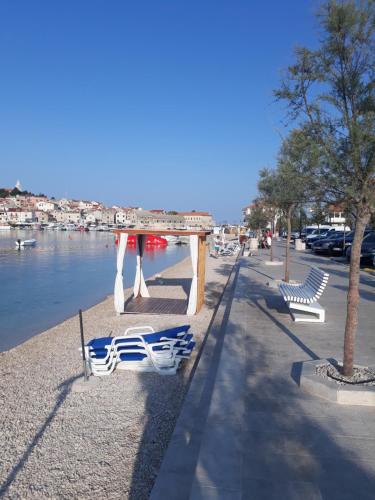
[0,230,190,351]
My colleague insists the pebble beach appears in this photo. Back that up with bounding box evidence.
[0,251,237,499]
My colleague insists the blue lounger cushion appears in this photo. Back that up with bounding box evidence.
[174,334,193,347]
[113,325,191,347]
[176,341,196,356]
[90,326,191,349]
[118,352,148,362]
[141,325,190,343]
[89,349,111,359]
[87,337,113,349]
[113,337,142,346]
[148,334,194,352]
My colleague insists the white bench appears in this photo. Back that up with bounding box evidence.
[279,267,329,323]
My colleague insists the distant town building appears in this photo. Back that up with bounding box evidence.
[134,210,185,228]
[0,187,214,229]
[326,204,346,225]
[51,210,81,224]
[178,212,213,229]
[115,208,137,226]
[34,210,50,224]
[35,200,58,212]
[242,204,255,222]
[6,209,35,224]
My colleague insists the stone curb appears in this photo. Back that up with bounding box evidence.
[300,359,375,406]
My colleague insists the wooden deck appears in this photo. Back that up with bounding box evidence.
[124,297,188,315]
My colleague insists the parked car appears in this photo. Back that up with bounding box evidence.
[281,231,300,240]
[300,225,332,241]
[305,229,333,248]
[346,232,375,264]
[328,230,373,255]
[291,231,300,241]
[311,231,346,254]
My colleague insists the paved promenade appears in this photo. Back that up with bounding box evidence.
[151,244,375,500]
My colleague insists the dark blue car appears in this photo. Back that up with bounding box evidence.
[346,232,375,265]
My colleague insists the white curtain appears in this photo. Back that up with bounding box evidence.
[187,235,199,315]
[133,235,150,298]
[114,233,128,313]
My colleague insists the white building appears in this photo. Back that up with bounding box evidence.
[78,200,101,211]
[35,200,58,212]
[0,210,8,223]
[34,210,50,224]
[115,209,137,226]
[84,209,116,225]
[51,210,81,224]
[6,209,35,224]
[326,205,346,225]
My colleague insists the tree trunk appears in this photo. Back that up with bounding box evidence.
[284,205,294,282]
[342,211,369,376]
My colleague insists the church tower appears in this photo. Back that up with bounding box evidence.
[15,180,22,191]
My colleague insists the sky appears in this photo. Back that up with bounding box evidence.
[0,0,321,223]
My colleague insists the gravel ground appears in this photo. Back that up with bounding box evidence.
[0,250,236,499]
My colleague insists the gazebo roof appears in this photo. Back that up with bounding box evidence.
[113,228,211,236]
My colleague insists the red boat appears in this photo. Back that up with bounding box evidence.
[115,234,168,248]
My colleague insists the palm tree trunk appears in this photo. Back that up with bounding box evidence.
[284,205,294,282]
[342,212,369,376]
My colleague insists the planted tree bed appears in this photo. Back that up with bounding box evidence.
[316,361,375,386]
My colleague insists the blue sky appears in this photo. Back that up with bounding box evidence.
[0,0,320,223]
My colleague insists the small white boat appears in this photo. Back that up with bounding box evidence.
[0,224,11,231]
[16,239,37,247]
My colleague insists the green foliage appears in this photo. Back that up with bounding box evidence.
[0,187,46,198]
[257,129,320,218]
[275,0,375,216]
[278,207,309,233]
[246,202,269,231]
[309,202,328,226]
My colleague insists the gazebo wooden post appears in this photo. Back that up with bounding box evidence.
[196,235,207,313]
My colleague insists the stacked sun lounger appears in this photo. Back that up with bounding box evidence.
[85,325,195,376]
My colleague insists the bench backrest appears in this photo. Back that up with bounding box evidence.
[305,267,329,301]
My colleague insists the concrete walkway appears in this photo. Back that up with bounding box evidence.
[151,244,375,500]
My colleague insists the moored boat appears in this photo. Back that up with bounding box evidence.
[16,239,37,248]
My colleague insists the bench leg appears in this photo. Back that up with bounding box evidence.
[287,302,325,323]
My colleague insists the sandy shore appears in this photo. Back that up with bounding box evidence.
[0,250,237,499]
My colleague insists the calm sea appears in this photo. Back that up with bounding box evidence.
[0,229,190,351]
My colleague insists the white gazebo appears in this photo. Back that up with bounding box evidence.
[113,229,211,316]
